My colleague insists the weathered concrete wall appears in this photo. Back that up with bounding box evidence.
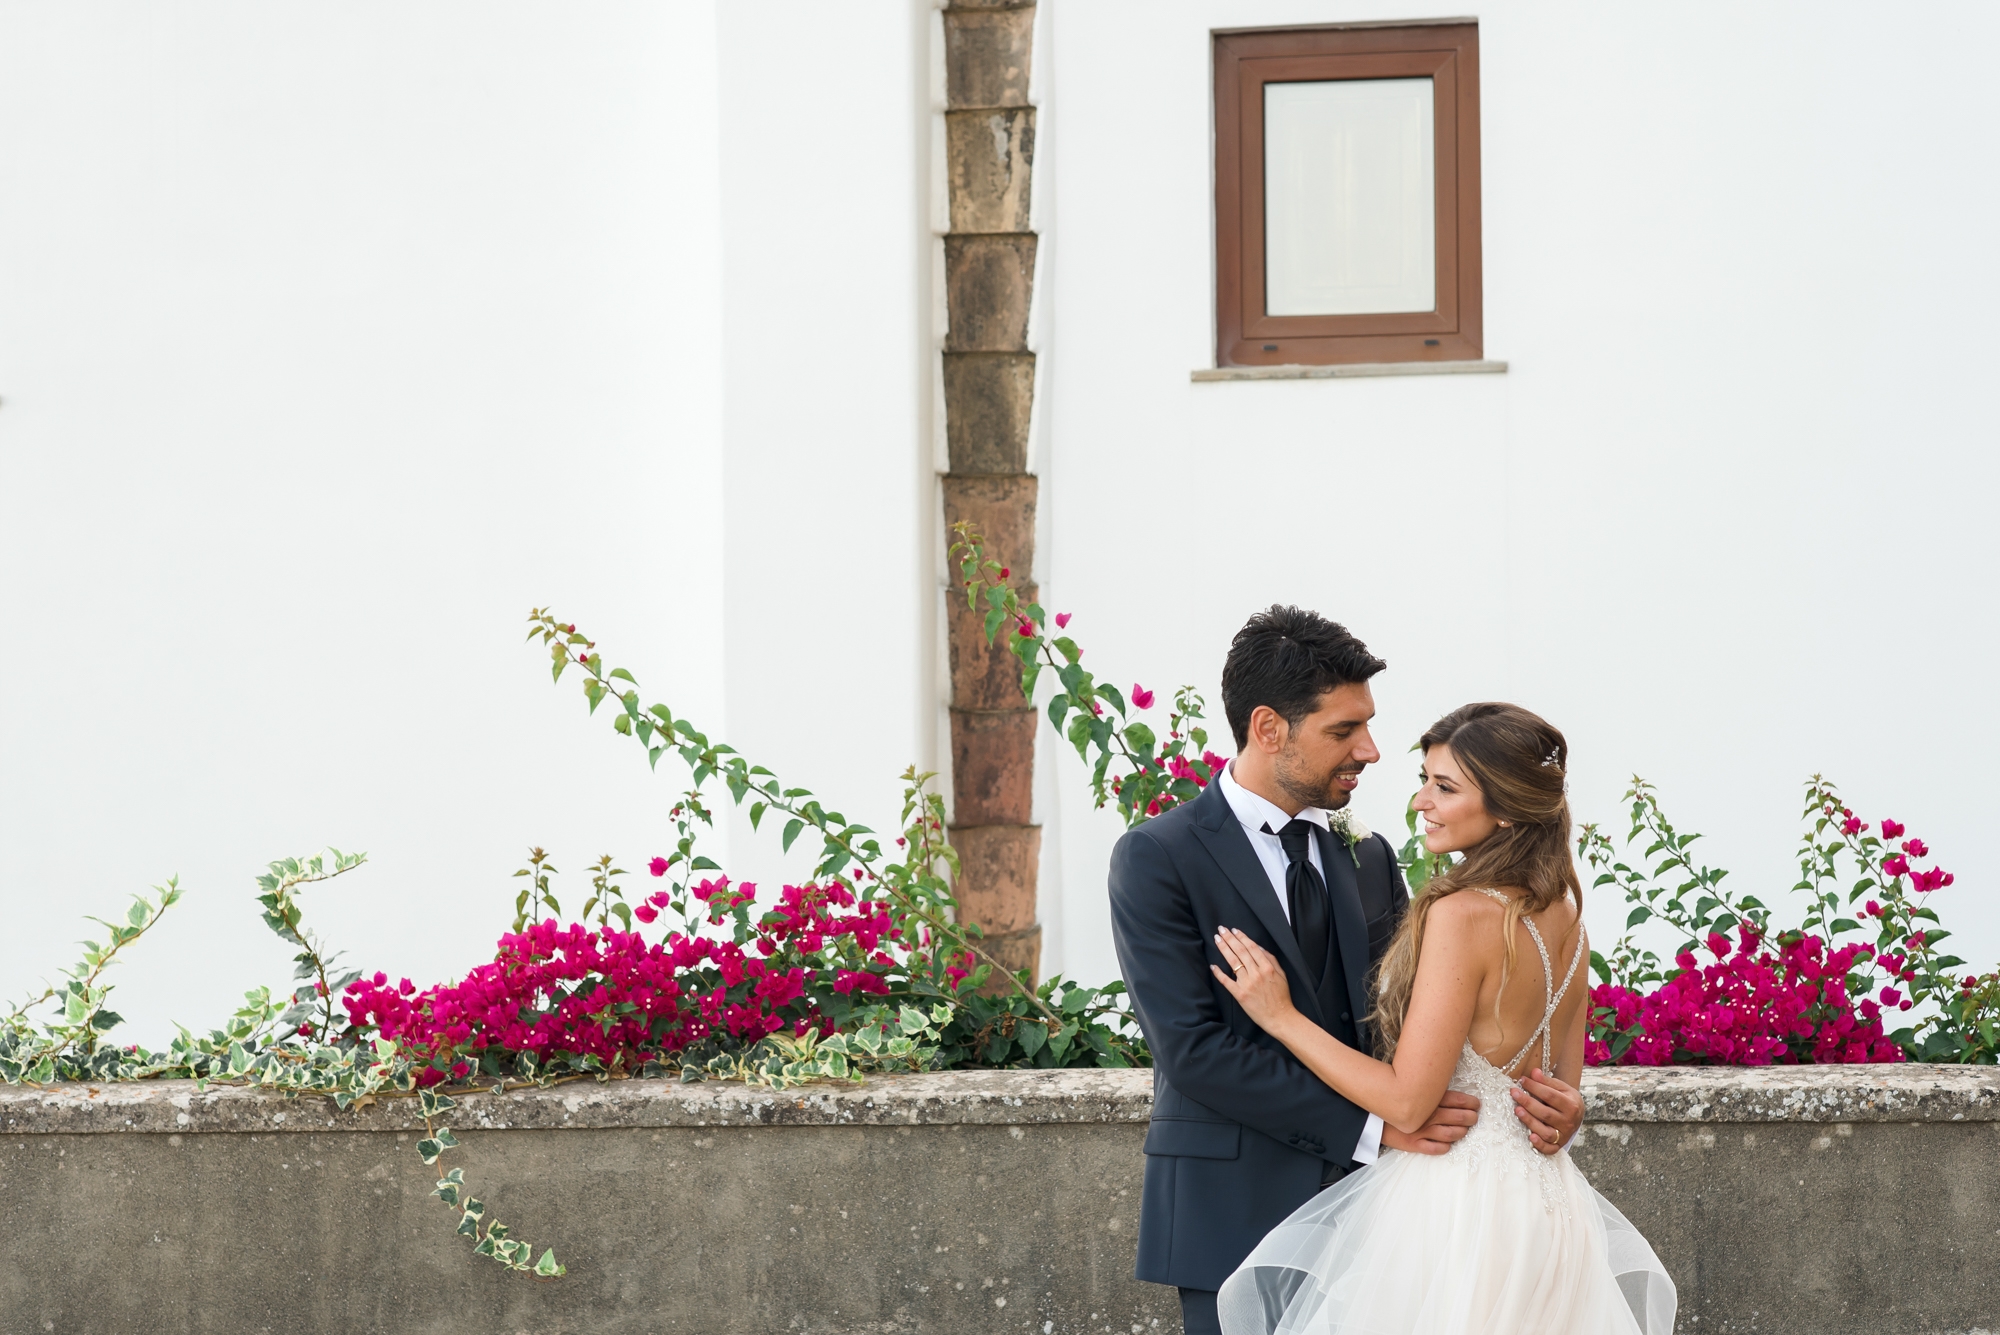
[3,1066,1996,1334]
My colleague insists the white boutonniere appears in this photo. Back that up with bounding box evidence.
[1328,809,1370,866]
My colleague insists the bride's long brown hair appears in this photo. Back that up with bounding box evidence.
[1370,703,1582,1060]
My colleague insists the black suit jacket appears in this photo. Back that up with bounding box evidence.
[1108,777,1410,1291]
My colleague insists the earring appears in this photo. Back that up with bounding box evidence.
[1498,820,1511,828]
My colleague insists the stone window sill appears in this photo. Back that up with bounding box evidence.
[1192,359,1508,382]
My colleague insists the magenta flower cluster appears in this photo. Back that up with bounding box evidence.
[1588,926,1904,1066]
[1111,748,1230,818]
[341,877,943,1082]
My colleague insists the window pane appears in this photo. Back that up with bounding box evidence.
[1264,78,1435,316]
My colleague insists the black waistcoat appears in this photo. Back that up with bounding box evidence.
[1311,902,1359,1048]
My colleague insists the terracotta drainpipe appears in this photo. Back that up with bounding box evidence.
[940,0,1041,985]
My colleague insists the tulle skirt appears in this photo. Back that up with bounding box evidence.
[1215,1141,1676,1335]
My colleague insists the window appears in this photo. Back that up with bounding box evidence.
[1213,22,1482,367]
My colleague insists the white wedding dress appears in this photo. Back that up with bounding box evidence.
[1217,890,1676,1335]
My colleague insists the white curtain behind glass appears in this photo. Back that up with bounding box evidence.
[1264,78,1435,316]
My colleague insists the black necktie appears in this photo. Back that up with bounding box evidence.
[1265,819,1329,986]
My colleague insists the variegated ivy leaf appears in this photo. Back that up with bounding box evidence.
[416,1138,447,1164]
[435,1183,461,1207]
[534,1249,564,1278]
[456,1213,480,1238]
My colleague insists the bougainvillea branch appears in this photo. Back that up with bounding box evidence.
[1584,777,1995,1065]
[947,522,1228,827]
[523,608,1060,1024]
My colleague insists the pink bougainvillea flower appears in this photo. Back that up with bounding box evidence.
[1131,683,1156,710]
[649,856,670,877]
[1863,900,1881,917]
[999,567,1010,578]
[1879,986,1903,1006]
[1017,620,1036,637]
[1880,819,1906,839]
[1055,612,1071,628]
[1911,867,1955,893]
[1901,838,1928,857]
[1882,854,1910,878]
[1840,816,1866,836]
[633,904,659,924]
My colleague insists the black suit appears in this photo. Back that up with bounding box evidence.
[1108,777,1410,1293]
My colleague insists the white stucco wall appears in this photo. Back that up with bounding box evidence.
[1036,0,2000,989]
[0,2,937,1043]
[3,1,1993,1044]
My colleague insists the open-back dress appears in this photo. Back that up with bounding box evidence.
[1216,889,1676,1335]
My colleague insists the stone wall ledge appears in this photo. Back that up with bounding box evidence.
[1580,1062,1999,1123]
[5,1062,1995,1136]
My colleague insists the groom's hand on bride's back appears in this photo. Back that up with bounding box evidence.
[1511,1069,1585,1155]
[1379,1090,1480,1155]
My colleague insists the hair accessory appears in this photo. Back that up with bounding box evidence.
[1539,746,1564,770]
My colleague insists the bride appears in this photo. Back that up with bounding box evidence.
[1207,703,1675,1335]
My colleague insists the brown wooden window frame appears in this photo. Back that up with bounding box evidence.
[1213,21,1482,368]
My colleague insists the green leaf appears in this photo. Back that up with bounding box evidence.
[534,1249,564,1278]
[609,667,637,684]
[1626,906,1652,929]
[782,819,805,853]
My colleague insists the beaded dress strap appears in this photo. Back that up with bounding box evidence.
[1472,888,1587,1077]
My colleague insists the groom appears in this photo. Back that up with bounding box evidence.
[1109,607,1586,1335]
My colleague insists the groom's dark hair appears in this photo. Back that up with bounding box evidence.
[1221,606,1386,750]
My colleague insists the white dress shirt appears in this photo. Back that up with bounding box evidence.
[1218,761,1384,1165]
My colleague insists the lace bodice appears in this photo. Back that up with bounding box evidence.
[1435,890,1587,1210]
